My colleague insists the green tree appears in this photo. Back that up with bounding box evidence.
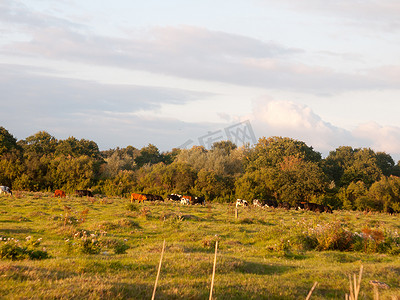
[245,136,321,171]
[323,147,384,188]
[338,181,367,210]
[235,168,277,201]
[135,144,163,167]
[56,137,101,160]
[102,151,136,178]
[49,155,96,191]
[211,140,237,155]
[194,169,233,202]
[0,127,19,156]
[21,131,58,157]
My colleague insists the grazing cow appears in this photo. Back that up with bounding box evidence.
[264,199,278,208]
[54,189,66,198]
[167,194,181,201]
[296,202,307,210]
[0,186,12,195]
[324,205,333,213]
[236,199,248,208]
[180,195,192,204]
[192,196,205,205]
[253,199,262,207]
[130,193,147,203]
[304,202,332,213]
[75,190,94,197]
[278,201,291,210]
[144,194,164,201]
[180,197,190,205]
[386,207,395,215]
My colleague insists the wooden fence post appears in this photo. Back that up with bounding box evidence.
[209,240,218,300]
[152,239,166,300]
[305,282,318,300]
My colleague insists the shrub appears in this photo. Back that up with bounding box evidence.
[69,230,103,255]
[313,222,354,251]
[101,239,130,254]
[80,239,101,254]
[164,213,184,229]
[126,203,139,212]
[0,236,49,260]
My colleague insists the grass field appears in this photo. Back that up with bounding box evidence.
[1,192,400,299]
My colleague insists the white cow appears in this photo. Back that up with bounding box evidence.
[252,199,262,207]
[180,197,190,205]
[0,186,12,195]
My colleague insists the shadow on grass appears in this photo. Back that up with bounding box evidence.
[0,264,79,281]
[0,228,34,234]
[220,257,294,275]
[110,282,210,300]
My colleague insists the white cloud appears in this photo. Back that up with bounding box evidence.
[251,100,350,152]
[250,99,400,161]
[353,122,400,156]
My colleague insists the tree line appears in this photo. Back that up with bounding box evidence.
[1,126,400,212]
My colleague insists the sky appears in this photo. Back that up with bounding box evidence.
[1,0,400,160]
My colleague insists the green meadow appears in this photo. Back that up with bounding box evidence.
[1,193,400,299]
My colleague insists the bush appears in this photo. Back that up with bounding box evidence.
[69,230,102,255]
[80,239,101,254]
[126,203,139,212]
[313,222,354,251]
[0,236,49,260]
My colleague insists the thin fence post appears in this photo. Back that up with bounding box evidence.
[235,208,238,219]
[152,239,166,300]
[209,240,218,300]
[305,282,318,300]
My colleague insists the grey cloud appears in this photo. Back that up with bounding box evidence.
[1,1,399,96]
[0,0,84,30]
[0,63,212,148]
[0,64,208,114]
[260,0,400,32]
[3,25,395,95]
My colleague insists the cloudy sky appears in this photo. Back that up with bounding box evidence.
[1,0,400,160]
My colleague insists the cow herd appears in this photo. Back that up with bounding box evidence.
[130,192,205,205]
[0,184,331,213]
[237,198,333,213]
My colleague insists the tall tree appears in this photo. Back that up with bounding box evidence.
[0,127,19,156]
[22,131,58,157]
[245,136,321,171]
[135,144,163,167]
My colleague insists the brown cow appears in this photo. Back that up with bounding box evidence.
[130,193,147,203]
[54,189,66,198]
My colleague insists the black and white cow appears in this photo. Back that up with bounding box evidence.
[264,199,278,208]
[167,194,181,201]
[192,196,205,205]
[236,199,248,208]
[0,186,12,195]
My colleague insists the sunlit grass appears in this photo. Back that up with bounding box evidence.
[1,193,400,299]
